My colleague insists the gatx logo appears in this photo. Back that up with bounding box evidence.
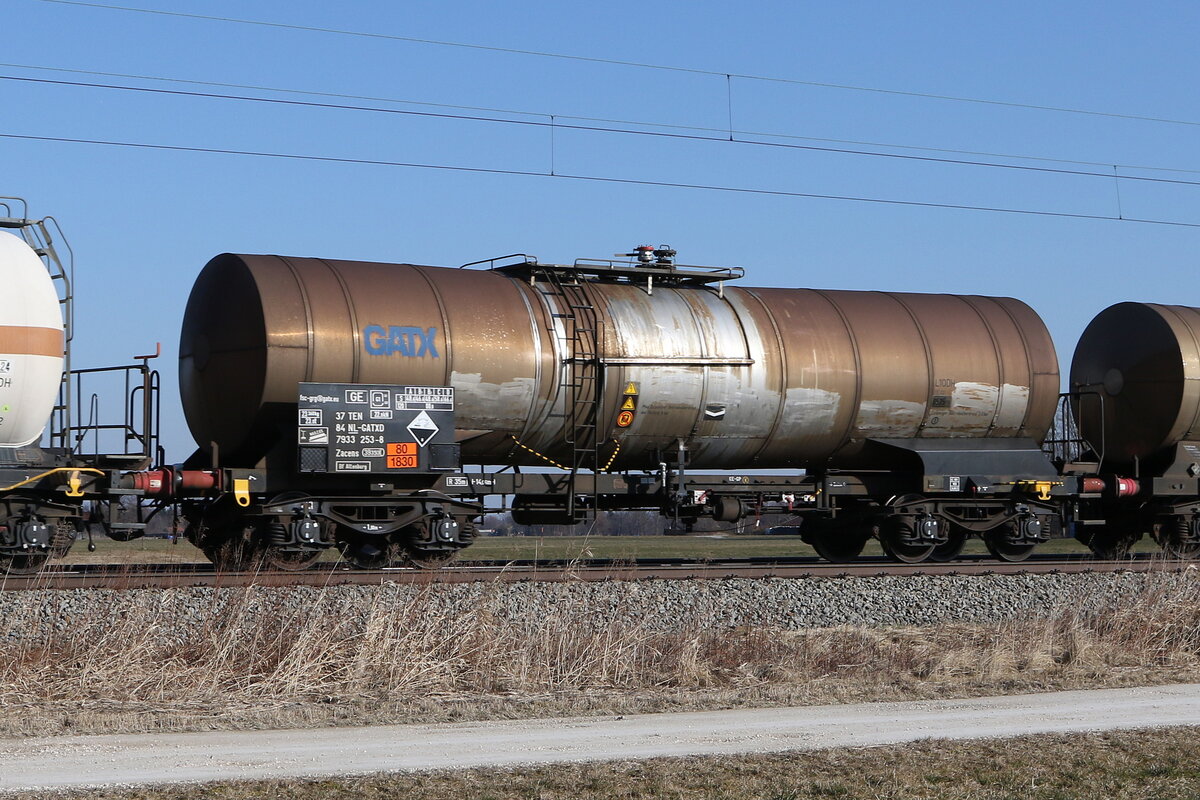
[363,325,440,357]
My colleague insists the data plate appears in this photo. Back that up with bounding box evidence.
[296,383,456,473]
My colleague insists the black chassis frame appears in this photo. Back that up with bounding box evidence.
[424,467,1073,536]
[195,465,484,552]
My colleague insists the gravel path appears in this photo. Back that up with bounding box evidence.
[2,685,1197,791]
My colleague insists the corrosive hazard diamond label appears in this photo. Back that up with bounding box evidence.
[406,410,440,446]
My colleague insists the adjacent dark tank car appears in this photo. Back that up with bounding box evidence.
[1067,302,1200,559]
[1071,302,1200,468]
[179,253,1059,471]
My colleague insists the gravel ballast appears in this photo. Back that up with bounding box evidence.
[0,571,1191,640]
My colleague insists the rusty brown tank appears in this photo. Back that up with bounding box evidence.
[179,254,1060,469]
[1070,302,1200,465]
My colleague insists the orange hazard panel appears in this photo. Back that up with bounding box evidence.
[387,441,419,468]
[387,454,419,469]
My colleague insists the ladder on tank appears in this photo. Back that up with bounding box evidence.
[541,267,604,522]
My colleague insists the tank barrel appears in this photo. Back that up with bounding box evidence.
[179,252,1059,471]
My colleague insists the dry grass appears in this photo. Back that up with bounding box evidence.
[21,727,1200,799]
[1,575,1200,736]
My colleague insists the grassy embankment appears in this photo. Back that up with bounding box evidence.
[0,570,1197,737]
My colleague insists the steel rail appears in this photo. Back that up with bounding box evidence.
[0,552,1189,590]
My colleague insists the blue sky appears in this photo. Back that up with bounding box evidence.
[4,0,1199,460]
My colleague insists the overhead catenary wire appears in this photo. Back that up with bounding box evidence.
[36,0,1200,131]
[7,60,1197,176]
[7,61,1197,178]
[4,130,1200,230]
[6,74,1200,192]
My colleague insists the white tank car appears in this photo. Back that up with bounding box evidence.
[0,231,64,447]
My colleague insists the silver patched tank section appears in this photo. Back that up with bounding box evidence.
[179,251,1060,470]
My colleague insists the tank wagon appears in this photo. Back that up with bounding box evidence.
[1065,303,1200,558]
[2,197,1198,571]
[174,246,1068,565]
[0,199,160,573]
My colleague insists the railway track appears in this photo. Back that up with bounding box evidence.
[0,552,1190,590]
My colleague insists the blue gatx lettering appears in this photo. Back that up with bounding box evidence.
[363,325,440,358]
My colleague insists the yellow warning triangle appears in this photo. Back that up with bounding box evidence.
[623,381,638,396]
[621,396,636,410]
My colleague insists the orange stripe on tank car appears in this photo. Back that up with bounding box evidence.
[0,326,65,358]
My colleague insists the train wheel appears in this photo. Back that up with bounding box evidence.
[184,499,269,571]
[928,528,968,562]
[337,536,403,570]
[810,529,871,563]
[1078,527,1140,559]
[983,524,1036,562]
[0,508,70,573]
[263,547,323,571]
[259,504,328,572]
[394,519,472,569]
[879,517,935,564]
[400,545,458,569]
[1158,516,1200,559]
[201,535,267,571]
[50,519,80,558]
[0,552,51,575]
